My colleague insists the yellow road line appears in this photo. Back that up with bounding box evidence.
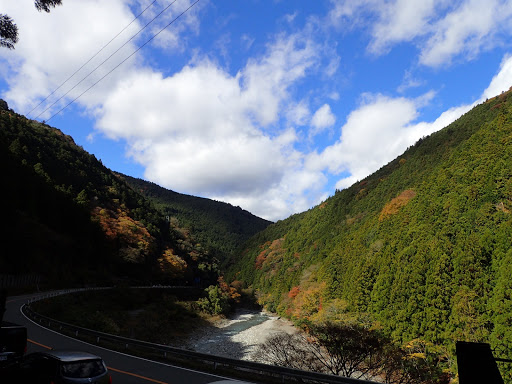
[28,338,52,349]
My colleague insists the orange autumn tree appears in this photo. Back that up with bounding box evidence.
[158,249,187,280]
[92,206,153,263]
[218,276,241,303]
[289,282,326,319]
[254,238,286,271]
[379,189,417,221]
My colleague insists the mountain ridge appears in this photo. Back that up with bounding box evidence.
[0,101,268,288]
[119,173,271,262]
[226,89,512,378]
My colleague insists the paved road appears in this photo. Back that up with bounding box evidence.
[4,291,251,384]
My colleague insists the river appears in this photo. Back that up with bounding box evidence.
[185,309,297,361]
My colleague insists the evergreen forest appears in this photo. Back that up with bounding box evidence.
[226,89,512,379]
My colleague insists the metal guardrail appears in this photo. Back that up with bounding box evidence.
[25,287,111,304]
[23,288,379,384]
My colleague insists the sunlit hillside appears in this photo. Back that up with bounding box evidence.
[227,89,512,378]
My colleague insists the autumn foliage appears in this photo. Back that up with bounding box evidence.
[157,249,187,279]
[218,276,241,302]
[379,189,417,221]
[254,238,286,271]
[92,206,152,263]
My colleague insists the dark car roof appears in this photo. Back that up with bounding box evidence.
[33,350,103,362]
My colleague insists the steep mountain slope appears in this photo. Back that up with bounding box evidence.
[0,103,243,287]
[228,90,512,362]
[120,175,271,262]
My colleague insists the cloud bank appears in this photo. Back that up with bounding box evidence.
[2,0,512,221]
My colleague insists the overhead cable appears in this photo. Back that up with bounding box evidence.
[28,0,158,118]
[36,0,180,120]
[46,0,201,123]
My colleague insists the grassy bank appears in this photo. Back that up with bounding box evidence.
[31,288,214,345]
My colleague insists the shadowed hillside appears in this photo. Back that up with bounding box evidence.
[0,101,266,288]
[120,174,271,263]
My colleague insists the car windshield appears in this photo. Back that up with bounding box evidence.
[60,359,106,378]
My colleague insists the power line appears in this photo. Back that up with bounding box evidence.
[28,0,158,118]
[35,0,180,120]
[46,0,201,123]
[35,0,178,120]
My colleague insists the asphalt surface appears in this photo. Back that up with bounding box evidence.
[4,291,251,384]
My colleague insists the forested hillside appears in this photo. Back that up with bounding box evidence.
[227,90,512,376]
[0,101,263,288]
[120,174,270,262]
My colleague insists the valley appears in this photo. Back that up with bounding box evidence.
[29,287,298,362]
[3,89,512,383]
[185,308,297,362]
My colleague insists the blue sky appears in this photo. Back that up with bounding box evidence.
[2,0,512,221]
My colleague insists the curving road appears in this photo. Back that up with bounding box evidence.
[5,291,252,384]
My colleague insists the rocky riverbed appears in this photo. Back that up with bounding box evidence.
[184,309,297,362]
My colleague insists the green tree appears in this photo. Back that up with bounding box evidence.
[0,15,17,49]
[1,1,63,49]
[75,189,89,208]
[197,285,230,315]
[490,249,512,382]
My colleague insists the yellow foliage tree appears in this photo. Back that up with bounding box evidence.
[158,249,187,279]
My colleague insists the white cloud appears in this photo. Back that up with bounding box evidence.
[0,0,141,115]
[310,104,336,137]
[397,70,426,93]
[0,0,205,118]
[368,0,437,55]
[419,0,512,67]
[96,32,323,221]
[286,100,310,126]
[306,95,420,189]
[482,54,512,99]
[329,0,512,67]
[240,34,318,126]
[144,0,203,51]
[327,0,375,27]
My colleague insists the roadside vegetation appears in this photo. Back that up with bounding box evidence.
[256,320,449,384]
[31,288,210,345]
[30,284,254,345]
